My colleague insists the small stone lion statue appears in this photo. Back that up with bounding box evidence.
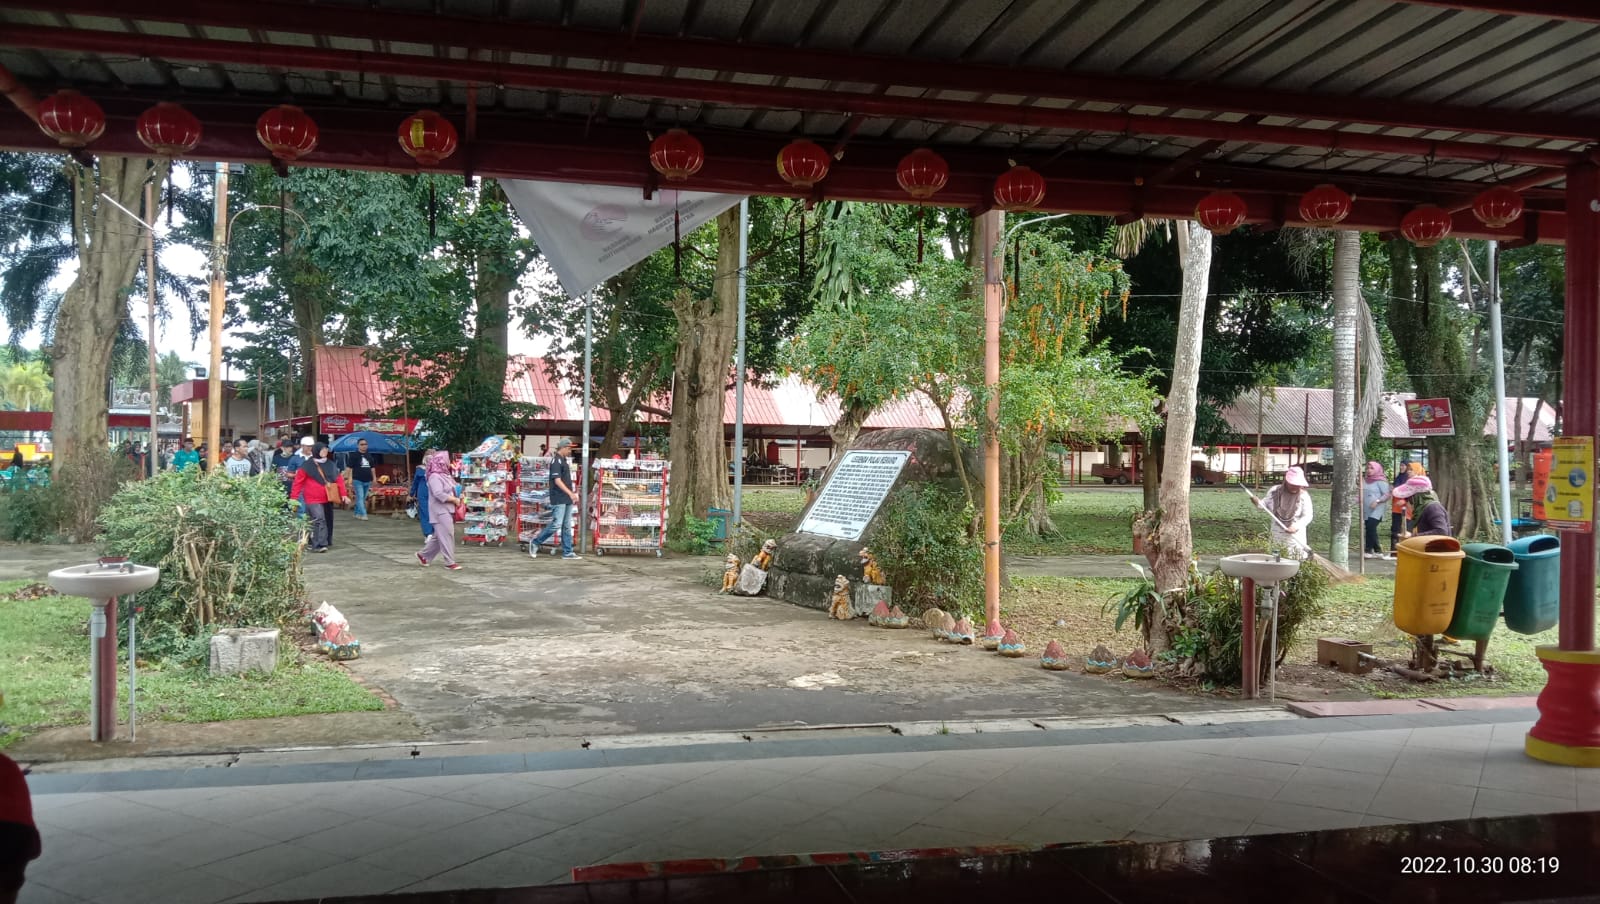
[752,538,778,571]
[720,553,742,593]
[828,575,853,620]
[859,548,887,585]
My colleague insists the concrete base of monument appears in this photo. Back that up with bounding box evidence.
[767,428,975,613]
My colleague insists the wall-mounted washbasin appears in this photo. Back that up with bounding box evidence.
[47,563,159,600]
[1219,554,1301,586]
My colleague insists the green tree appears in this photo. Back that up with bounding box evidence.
[0,358,50,411]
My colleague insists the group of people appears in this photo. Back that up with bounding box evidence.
[408,437,582,571]
[260,435,382,553]
[1261,459,1451,560]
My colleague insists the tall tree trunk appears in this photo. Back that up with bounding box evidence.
[52,157,165,538]
[827,399,871,453]
[465,181,513,400]
[666,208,739,538]
[1149,221,1213,655]
[1329,230,1360,565]
[1140,433,1159,511]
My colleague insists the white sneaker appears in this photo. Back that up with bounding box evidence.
[528,545,538,558]
[562,553,581,560]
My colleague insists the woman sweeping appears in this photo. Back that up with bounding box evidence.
[1362,461,1392,559]
[416,450,464,570]
[1394,475,1452,537]
[1259,466,1315,559]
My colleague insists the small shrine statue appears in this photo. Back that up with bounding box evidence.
[720,553,742,593]
[885,605,910,628]
[868,600,893,627]
[859,548,887,585]
[922,607,948,639]
[936,611,958,641]
[828,575,853,620]
[1085,643,1118,674]
[1122,648,1156,679]
[949,616,976,645]
[752,538,778,571]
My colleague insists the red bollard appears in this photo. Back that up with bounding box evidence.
[1241,577,1258,700]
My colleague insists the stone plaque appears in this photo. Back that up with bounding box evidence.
[797,450,910,540]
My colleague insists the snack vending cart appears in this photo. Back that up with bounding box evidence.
[591,458,669,557]
[459,436,513,546]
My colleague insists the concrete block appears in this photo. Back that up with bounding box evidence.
[852,584,891,618]
[209,627,281,676]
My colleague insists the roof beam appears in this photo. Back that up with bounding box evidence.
[3,25,1586,170]
[0,105,1568,244]
[1388,1,1600,25]
[16,0,1600,143]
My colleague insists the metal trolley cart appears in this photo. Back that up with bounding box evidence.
[591,458,669,557]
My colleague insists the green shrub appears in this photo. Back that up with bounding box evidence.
[873,483,983,618]
[97,469,307,663]
[0,483,67,542]
[1191,560,1328,686]
[668,515,720,556]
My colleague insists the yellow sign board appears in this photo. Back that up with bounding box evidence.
[1547,436,1594,533]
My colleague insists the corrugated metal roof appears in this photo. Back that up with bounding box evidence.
[1220,386,1554,442]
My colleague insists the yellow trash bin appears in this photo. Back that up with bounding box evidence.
[1393,535,1465,636]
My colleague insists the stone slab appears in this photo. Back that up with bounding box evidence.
[1416,696,1538,711]
[1286,700,1447,717]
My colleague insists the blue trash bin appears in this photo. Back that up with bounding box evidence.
[707,507,731,541]
[1504,534,1560,635]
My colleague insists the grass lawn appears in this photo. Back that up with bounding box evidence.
[1001,572,1552,700]
[0,580,386,748]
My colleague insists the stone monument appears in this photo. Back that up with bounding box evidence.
[767,428,976,615]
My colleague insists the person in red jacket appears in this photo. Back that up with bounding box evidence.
[291,442,347,553]
[0,754,40,904]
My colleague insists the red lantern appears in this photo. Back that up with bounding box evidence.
[896,148,949,200]
[1298,183,1352,228]
[256,105,319,162]
[776,139,830,190]
[1195,191,1247,235]
[398,110,458,166]
[1400,205,1453,247]
[1472,186,1524,228]
[37,89,106,149]
[135,102,202,157]
[649,128,704,182]
[993,164,1046,211]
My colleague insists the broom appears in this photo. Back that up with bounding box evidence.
[1240,485,1359,583]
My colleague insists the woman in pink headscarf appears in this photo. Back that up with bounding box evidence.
[1259,465,1314,558]
[1362,461,1392,559]
[416,451,463,570]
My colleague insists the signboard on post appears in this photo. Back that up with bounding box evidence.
[797,450,911,541]
[1546,436,1594,533]
[1404,398,1456,436]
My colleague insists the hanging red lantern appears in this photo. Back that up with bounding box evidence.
[1194,191,1247,235]
[649,128,704,182]
[776,138,830,190]
[993,164,1046,211]
[1298,183,1352,228]
[135,102,202,157]
[397,110,458,166]
[1400,205,1453,247]
[255,105,319,162]
[896,148,949,200]
[36,89,106,149]
[1472,186,1524,229]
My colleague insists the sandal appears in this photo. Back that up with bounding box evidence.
[417,552,429,567]
[446,563,464,571]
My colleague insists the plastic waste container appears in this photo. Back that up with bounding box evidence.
[1447,543,1517,642]
[1504,534,1560,635]
[1393,535,1464,636]
[707,507,731,541]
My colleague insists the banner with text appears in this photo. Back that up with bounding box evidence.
[1547,436,1594,533]
[1404,398,1456,436]
[501,179,744,298]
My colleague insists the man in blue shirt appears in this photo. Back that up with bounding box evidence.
[172,439,200,471]
[527,437,580,559]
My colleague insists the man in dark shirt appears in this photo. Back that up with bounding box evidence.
[528,437,580,559]
[270,437,301,494]
[346,437,382,521]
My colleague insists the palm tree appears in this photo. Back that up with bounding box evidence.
[0,359,51,411]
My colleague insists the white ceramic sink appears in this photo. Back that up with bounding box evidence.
[1219,554,1301,586]
[47,563,159,600]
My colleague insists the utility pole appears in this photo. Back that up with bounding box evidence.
[206,162,228,469]
[143,181,160,478]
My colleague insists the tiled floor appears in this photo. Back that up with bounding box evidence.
[19,716,1599,904]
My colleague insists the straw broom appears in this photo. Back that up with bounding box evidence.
[1240,486,1360,583]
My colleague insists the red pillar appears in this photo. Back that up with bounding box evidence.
[1527,161,1600,767]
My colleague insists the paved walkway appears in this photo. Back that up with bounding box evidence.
[19,707,1594,904]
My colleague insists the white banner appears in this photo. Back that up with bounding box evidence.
[502,179,744,298]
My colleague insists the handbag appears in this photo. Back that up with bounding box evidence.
[309,460,345,506]
[453,501,467,522]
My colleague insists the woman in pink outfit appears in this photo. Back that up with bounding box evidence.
[416,450,463,570]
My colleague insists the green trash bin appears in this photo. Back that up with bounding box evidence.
[1504,534,1560,635]
[707,507,731,541]
[1448,543,1517,642]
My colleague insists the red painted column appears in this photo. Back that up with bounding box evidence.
[1527,162,1600,767]
[1241,577,1258,700]
[1559,162,1598,653]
